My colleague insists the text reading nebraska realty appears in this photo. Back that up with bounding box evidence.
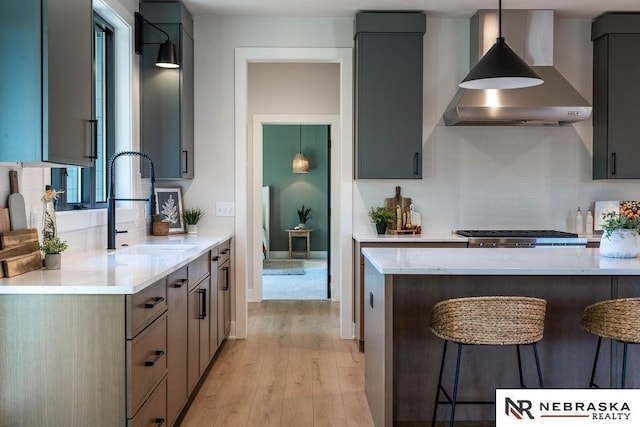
[496,389,640,426]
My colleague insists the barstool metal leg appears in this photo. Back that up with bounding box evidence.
[532,343,544,388]
[621,342,628,389]
[589,337,602,388]
[449,343,463,427]
[432,340,449,427]
[516,345,525,387]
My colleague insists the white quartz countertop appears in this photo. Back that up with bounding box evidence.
[0,233,232,295]
[353,232,468,243]
[362,247,640,275]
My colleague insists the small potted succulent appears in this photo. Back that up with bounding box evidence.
[369,206,396,235]
[600,210,640,258]
[40,236,69,270]
[182,208,206,234]
[297,205,311,229]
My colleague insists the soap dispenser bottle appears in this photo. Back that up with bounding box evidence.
[586,210,594,235]
[576,207,584,235]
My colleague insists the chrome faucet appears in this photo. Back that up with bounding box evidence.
[107,151,156,249]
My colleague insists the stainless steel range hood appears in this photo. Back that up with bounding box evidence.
[444,10,592,126]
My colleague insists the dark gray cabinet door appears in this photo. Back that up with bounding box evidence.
[593,13,640,179]
[0,0,93,166]
[355,32,423,179]
[140,3,194,179]
[46,0,94,166]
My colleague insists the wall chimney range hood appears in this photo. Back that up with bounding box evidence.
[444,10,592,126]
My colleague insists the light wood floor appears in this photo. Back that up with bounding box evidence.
[179,300,374,427]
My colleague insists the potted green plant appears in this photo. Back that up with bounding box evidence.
[369,206,396,235]
[600,211,640,258]
[182,208,206,234]
[297,205,311,229]
[40,236,69,270]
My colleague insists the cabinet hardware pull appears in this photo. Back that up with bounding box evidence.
[414,152,420,175]
[370,292,374,309]
[212,256,220,261]
[221,249,229,255]
[611,152,617,175]
[182,150,188,175]
[155,418,165,426]
[144,350,165,367]
[199,288,207,319]
[223,266,230,291]
[87,119,98,159]
[173,278,188,288]
[144,297,165,309]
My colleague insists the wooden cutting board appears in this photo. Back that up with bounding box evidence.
[3,251,43,278]
[0,208,10,233]
[0,228,38,248]
[8,170,28,230]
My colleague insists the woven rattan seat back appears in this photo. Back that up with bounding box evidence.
[581,298,640,344]
[429,296,547,345]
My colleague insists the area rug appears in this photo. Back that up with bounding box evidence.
[262,259,305,275]
[263,260,328,300]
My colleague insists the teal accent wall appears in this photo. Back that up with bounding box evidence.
[263,125,329,253]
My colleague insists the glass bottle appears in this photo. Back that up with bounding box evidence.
[42,186,57,240]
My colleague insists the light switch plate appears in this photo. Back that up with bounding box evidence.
[216,202,235,217]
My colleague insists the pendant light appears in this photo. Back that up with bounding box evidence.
[134,12,180,69]
[292,125,310,174]
[459,0,542,89]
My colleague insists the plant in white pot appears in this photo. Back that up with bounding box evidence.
[40,236,69,270]
[297,205,311,229]
[599,211,640,258]
[182,208,205,234]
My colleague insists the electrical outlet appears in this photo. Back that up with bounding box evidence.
[216,202,235,217]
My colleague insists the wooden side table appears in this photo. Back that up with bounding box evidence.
[286,229,313,259]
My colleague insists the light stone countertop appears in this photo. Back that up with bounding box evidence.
[362,247,640,275]
[0,233,232,295]
[353,232,468,243]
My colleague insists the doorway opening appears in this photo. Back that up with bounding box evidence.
[261,124,331,300]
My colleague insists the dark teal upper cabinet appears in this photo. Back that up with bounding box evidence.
[0,0,95,167]
[140,2,194,180]
[354,12,426,179]
[592,13,640,179]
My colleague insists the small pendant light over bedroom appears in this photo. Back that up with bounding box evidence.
[459,0,543,89]
[292,125,310,174]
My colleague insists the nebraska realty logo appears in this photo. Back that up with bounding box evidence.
[496,389,640,426]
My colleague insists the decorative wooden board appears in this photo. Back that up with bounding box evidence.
[388,229,420,235]
[0,208,10,233]
[1,228,38,248]
[3,251,42,278]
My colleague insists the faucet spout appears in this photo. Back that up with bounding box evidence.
[107,151,156,249]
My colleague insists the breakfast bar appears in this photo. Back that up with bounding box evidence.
[362,247,640,426]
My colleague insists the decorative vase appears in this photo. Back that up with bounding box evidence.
[42,200,57,240]
[45,253,61,270]
[187,224,198,234]
[599,229,640,258]
[375,223,388,235]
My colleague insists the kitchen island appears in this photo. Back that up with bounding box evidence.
[363,247,640,426]
[0,233,233,427]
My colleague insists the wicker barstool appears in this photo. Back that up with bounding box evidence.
[429,296,547,427]
[581,298,640,388]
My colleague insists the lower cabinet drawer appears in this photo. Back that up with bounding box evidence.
[128,377,167,427]
[127,278,168,339]
[128,313,168,417]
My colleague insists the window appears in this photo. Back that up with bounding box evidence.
[52,12,114,210]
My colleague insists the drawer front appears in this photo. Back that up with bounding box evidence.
[167,265,188,294]
[128,313,168,417]
[127,278,167,339]
[218,239,231,263]
[188,253,209,290]
[128,377,167,427]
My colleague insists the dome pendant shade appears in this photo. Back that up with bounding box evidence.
[156,40,180,69]
[292,152,309,173]
[460,38,543,89]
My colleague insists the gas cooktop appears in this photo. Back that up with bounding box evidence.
[456,230,578,238]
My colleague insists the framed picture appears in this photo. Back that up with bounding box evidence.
[155,187,184,233]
